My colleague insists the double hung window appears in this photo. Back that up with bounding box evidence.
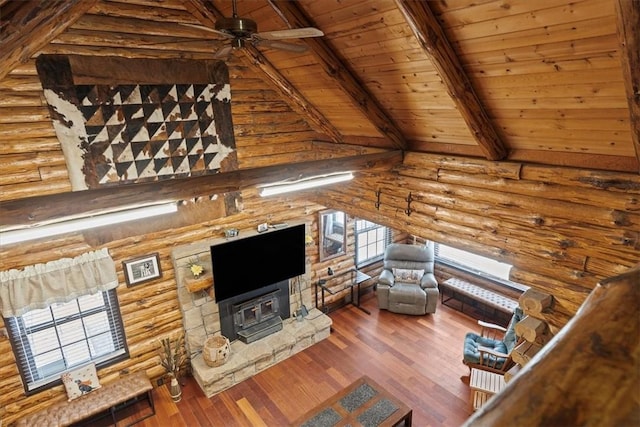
[355,219,391,267]
[5,289,128,393]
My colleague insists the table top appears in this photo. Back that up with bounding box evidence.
[355,270,371,284]
[469,368,507,394]
[317,269,371,295]
[293,375,412,427]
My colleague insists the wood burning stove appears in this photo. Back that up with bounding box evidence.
[233,290,283,343]
[217,280,290,342]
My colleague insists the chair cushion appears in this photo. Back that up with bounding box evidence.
[392,268,424,284]
[503,307,524,353]
[388,282,427,304]
[463,332,508,369]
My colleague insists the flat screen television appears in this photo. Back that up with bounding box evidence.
[210,224,305,302]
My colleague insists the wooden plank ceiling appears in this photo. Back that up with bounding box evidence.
[1,0,638,176]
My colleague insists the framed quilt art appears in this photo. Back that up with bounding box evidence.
[35,55,238,191]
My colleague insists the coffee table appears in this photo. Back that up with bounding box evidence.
[293,376,412,427]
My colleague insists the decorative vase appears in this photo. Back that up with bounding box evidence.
[203,335,231,367]
[169,376,182,403]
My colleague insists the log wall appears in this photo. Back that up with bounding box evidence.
[315,152,640,333]
[0,189,332,425]
[0,58,363,425]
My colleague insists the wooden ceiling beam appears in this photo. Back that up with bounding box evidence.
[267,0,408,151]
[0,151,402,228]
[180,0,344,143]
[394,0,508,161]
[614,0,640,173]
[0,0,98,80]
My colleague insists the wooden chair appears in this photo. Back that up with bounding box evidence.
[462,307,523,374]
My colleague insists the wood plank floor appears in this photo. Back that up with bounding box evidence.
[133,292,479,426]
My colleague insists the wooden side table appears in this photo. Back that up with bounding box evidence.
[469,368,507,411]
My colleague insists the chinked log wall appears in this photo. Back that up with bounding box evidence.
[316,152,640,333]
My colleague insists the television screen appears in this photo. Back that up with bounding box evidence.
[210,224,305,302]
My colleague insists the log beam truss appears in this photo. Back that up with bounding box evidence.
[394,0,508,161]
[0,0,99,80]
[267,0,408,151]
[0,151,402,230]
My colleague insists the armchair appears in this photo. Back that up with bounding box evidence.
[462,307,524,374]
[376,242,438,315]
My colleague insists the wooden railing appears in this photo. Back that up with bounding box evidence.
[464,265,640,426]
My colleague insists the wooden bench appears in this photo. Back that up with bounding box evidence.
[16,371,155,427]
[440,278,518,323]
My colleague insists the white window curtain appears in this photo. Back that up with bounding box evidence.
[0,248,118,318]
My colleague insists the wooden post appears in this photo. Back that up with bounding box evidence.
[504,364,520,383]
[511,341,541,367]
[519,288,553,315]
[514,316,547,343]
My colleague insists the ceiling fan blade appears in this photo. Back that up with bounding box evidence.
[214,45,234,59]
[254,39,308,53]
[255,27,323,40]
[179,23,234,39]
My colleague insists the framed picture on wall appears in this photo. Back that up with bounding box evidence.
[123,253,162,287]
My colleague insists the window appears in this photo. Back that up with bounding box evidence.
[5,289,128,394]
[355,219,391,266]
[434,243,512,281]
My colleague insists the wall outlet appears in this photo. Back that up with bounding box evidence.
[257,222,268,232]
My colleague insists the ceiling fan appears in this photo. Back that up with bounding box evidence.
[185,0,324,60]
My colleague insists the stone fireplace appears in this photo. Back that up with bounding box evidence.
[171,225,332,397]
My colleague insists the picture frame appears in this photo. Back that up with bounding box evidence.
[123,253,162,287]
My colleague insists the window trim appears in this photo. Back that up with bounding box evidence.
[5,288,129,395]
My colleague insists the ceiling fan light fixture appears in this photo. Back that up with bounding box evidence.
[215,16,257,37]
[187,0,324,60]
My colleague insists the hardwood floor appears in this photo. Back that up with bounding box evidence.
[133,292,479,426]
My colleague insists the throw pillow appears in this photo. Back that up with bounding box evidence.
[392,268,424,284]
[61,363,101,401]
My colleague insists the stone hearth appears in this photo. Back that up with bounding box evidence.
[192,308,331,397]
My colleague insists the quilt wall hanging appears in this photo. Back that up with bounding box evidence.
[35,55,238,191]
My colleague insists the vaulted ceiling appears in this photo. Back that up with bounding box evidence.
[1,0,639,181]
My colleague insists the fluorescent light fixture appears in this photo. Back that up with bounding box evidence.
[259,172,354,197]
[0,202,178,245]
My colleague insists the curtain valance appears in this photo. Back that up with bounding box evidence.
[0,248,118,318]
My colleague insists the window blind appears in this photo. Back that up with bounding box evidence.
[5,289,128,393]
